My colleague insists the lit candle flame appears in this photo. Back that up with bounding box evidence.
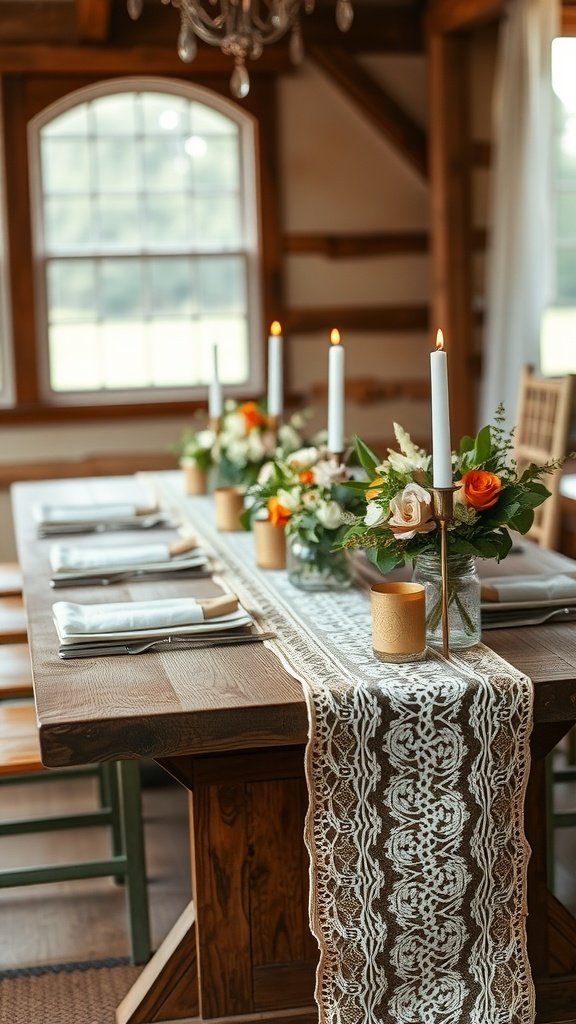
[436,329,444,351]
[270,321,282,336]
[330,328,341,346]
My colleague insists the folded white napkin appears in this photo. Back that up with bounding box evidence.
[50,542,172,573]
[35,502,153,525]
[481,574,576,603]
[53,596,241,637]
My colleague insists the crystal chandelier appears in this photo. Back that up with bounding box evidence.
[127,0,354,99]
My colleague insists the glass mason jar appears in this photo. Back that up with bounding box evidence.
[287,532,352,592]
[412,552,481,650]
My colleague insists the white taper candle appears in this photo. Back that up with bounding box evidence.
[267,321,283,418]
[430,329,453,488]
[327,328,345,453]
[208,343,223,419]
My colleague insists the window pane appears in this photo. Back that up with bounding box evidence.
[100,322,150,387]
[49,323,103,391]
[192,137,239,192]
[97,195,141,245]
[148,320,200,384]
[142,94,190,134]
[197,256,245,311]
[142,136,191,191]
[95,137,139,191]
[194,197,241,247]
[556,249,576,302]
[191,103,237,136]
[41,138,91,193]
[556,193,576,241]
[149,257,195,314]
[93,93,138,135]
[198,318,248,383]
[143,195,190,244]
[99,259,144,318]
[43,104,89,137]
[47,260,96,320]
[45,197,94,249]
[540,307,576,374]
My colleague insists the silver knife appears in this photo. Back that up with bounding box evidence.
[58,631,277,658]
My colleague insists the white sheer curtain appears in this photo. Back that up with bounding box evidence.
[479,0,559,430]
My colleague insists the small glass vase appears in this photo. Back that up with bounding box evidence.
[287,533,352,592]
[412,552,481,650]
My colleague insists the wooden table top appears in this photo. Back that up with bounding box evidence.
[11,475,576,769]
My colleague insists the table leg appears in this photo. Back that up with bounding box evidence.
[117,748,318,1024]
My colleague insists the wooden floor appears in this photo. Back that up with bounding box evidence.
[1,754,576,981]
[0,763,190,969]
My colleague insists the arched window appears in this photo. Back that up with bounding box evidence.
[28,78,263,404]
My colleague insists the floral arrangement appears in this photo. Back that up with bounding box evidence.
[243,445,364,586]
[342,410,559,575]
[176,402,313,487]
[216,400,313,486]
[175,416,217,472]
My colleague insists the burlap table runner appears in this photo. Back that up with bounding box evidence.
[152,476,536,1024]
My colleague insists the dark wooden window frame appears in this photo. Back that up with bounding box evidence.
[0,70,282,425]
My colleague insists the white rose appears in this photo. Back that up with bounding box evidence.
[388,482,435,540]
[364,501,387,528]
[277,487,301,512]
[196,429,216,450]
[316,500,343,530]
[286,446,319,469]
[226,438,249,467]
[277,424,301,453]
[225,413,247,440]
[312,460,346,487]
[247,432,266,462]
[257,461,275,485]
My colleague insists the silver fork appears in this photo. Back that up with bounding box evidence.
[482,606,576,629]
[59,631,277,658]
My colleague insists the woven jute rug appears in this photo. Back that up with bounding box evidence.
[0,959,142,1023]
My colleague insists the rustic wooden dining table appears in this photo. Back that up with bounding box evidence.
[10,473,576,1024]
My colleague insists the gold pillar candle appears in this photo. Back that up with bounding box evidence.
[214,486,245,531]
[253,519,286,570]
[370,582,427,663]
[180,460,207,496]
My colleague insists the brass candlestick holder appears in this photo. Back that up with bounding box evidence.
[267,413,281,432]
[208,415,222,434]
[430,486,458,659]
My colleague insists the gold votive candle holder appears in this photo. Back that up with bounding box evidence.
[214,486,245,532]
[180,460,207,496]
[253,519,286,570]
[370,582,427,663]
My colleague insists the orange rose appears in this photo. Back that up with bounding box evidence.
[239,401,266,430]
[267,496,291,527]
[458,469,501,510]
[366,476,384,501]
[299,469,314,484]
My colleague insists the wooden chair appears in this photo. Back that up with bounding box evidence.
[0,694,151,963]
[514,365,575,550]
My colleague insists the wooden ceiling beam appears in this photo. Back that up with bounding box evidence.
[0,2,423,52]
[76,0,112,42]
[427,0,506,34]
[310,45,427,180]
[0,44,292,74]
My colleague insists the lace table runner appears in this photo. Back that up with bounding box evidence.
[151,475,536,1024]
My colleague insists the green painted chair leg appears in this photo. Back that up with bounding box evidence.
[116,759,151,965]
[100,761,124,882]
